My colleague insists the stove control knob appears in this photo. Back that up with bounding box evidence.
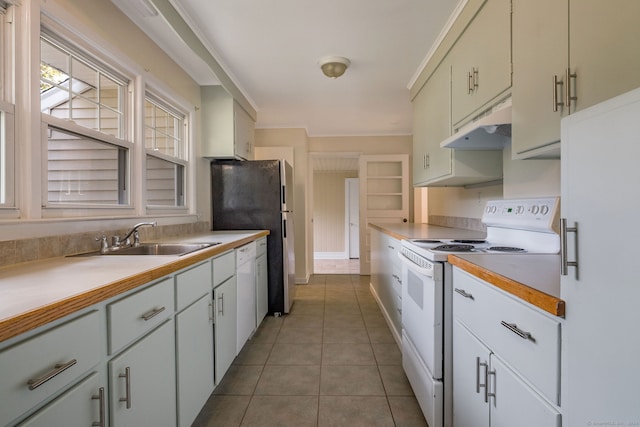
[540,205,549,215]
[491,206,497,214]
[531,205,540,215]
[516,205,524,215]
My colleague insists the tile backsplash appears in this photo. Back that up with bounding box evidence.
[0,221,210,268]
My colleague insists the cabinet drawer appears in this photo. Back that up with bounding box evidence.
[213,251,235,286]
[256,237,267,257]
[0,311,101,426]
[17,372,103,427]
[108,278,173,354]
[176,261,212,312]
[453,268,560,404]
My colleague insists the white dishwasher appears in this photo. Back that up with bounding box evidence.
[236,241,256,353]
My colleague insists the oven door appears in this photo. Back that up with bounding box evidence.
[399,251,444,379]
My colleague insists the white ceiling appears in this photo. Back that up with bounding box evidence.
[116,0,461,137]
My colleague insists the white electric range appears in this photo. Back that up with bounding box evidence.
[399,197,560,427]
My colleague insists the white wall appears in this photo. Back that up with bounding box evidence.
[426,143,561,221]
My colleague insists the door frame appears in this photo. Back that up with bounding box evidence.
[345,178,360,259]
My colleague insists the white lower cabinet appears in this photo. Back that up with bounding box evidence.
[236,242,256,354]
[452,267,561,427]
[176,294,214,427]
[17,372,105,427]
[369,228,402,344]
[214,276,237,385]
[0,310,102,426]
[1,239,263,426]
[255,252,268,324]
[109,320,176,427]
[453,321,561,427]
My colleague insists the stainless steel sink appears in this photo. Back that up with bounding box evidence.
[69,242,223,257]
[106,242,220,256]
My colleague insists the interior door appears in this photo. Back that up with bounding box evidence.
[346,178,360,259]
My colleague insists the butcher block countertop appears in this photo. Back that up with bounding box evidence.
[0,230,268,343]
[449,254,564,317]
[369,222,485,241]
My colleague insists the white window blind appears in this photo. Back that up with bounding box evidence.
[144,93,187,208]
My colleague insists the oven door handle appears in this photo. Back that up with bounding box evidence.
[398,252,434,279]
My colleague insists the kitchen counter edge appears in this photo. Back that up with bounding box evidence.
[0,230,269,343]
[448,254,565,317]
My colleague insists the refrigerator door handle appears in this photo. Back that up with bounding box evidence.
[282,185,286,205]
[283,219,287,238]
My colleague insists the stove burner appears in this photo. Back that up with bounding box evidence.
[488,246,526,252]
[413,239,443,244]
[451,239,487,244]
[433,244,476,252]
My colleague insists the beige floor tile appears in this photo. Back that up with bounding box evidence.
[322,342,376,365]
[388,396,429,427]
[323,313,365,329]
[318,396,394,427]
[254,365,321,396]
[214,365,263,396]
[372,343,402,365]
[194,274,428,427]
[234,341,274,365]
[378,365,414,396]
[323,327,370,344]
[267,343,323,365]
[191,395,250,427]
[241,396,319,427]
[319,365,385,396]
[276,327,323,344]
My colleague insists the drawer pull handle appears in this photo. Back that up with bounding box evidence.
[27,359,77,390]
[501,321,536,342]
[92,387,106,427]
[119,367,132,409]
[218,293,224,315]
[488,369,497,405]
[454,288,474,300]
[141,306,165,321]
[476,357,488,402]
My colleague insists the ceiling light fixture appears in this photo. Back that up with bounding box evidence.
[318,56,351,79]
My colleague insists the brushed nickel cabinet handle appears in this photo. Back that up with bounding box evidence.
[27,359,77,390]
[565,68,577,108]
[553,75,564,112]
[218,293,224,315]
[141,306,165,321]
[476,357,488,401]
[92,386,105,427]
[468,71,474,94]
[501,321,536,342]
[454,288,474,300]
[488,369,497,405]
[119,367,131,409]
[560,218,579,279]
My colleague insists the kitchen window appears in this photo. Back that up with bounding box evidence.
[0,1,15,210]
[144,94,188,209]
[40,30,132,208]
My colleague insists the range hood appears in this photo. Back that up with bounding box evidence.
[440,100,511,150]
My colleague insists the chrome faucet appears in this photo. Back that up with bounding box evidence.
[119,221,157,247]
[96,221,157,254]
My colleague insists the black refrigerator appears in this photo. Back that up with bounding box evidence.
[211,159,295,315]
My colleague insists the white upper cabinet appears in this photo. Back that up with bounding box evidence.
[512,0,640,159]
[201,86,255,160]
[411,0,505,187]
[449,0,512,127]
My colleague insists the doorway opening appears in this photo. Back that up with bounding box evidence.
[311,153,360,275]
